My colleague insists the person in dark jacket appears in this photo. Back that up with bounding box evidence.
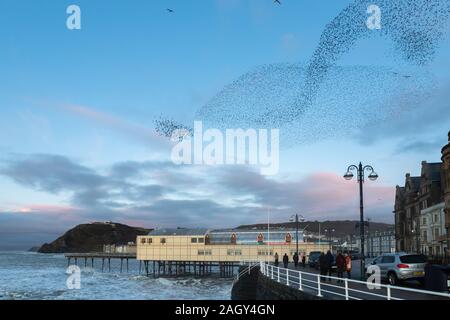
[283,253,289,269]
[325,250,334,281]
[293,252,299,268]
[336,252,345,283]
[301,254,306,268]
[274,252,279,267]
[319,252,327,282]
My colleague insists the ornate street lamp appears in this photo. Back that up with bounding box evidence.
[290,214,305,256]
[324,228,335,250]
[343,162,378,280]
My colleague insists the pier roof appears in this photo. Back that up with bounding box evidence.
[148,228,210,236]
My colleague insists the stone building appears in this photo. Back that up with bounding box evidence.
[441,132,450,257]
[394,173,425,252]
[394,133,449,254]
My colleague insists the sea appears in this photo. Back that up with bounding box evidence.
[0,252,233,300]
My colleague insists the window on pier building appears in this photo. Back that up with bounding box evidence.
[198,249,212,256]
[160,238,166,244]
[198,237,204,243]
[141,238,146,244]
[191,238,198,243]
[227,249,242,256]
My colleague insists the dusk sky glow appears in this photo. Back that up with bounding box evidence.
[1,0,450,250]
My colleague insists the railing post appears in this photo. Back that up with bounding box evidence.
[387,285,391,300]
[286,269,289,286]
[277,267,280,283]
[344,278,349,300]
[299,271,303,291]
[271,265,274,280]
[317,274,323,297]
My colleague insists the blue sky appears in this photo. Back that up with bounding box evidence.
[1,0,450,249]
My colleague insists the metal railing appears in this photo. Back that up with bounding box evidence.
[259,262,450,300]
[235,261,260,281]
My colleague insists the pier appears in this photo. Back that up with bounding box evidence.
[65,253,238,278]
[65,253,136,273]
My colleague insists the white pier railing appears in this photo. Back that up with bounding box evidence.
[259,262,450,301]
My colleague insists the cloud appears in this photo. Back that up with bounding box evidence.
[216,167,395,222]
[0,154,168,210]
[0,154,396,248]
[393,137,446,154]
[356,82,450,145]
[28,99,170,149]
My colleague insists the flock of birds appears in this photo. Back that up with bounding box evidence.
[156,0,450,147]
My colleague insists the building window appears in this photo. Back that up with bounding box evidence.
[257,249,273,256]
[198,249,212,256]
[434,228,440,239]
[148,238,152,244]
[422,201,427,210]
[434,214,439,223]
[191,238,198,243]
[422,217,427,225]
[160,238,166,244]
[198,238,204,243]
[141,238,146,244]
[227,249,242,256]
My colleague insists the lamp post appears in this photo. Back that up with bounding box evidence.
[290,214,305,256]
[344,162,379,281]
[324,228,335,251]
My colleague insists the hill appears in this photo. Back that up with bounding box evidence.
[38,222,151,253]
[236,220,394,238]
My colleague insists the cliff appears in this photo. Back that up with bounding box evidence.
[38,222,151,253]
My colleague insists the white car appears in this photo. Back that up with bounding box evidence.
[366,252,427,285]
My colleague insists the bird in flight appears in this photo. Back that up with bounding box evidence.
[274,0,281,4]
[167,8,174,13]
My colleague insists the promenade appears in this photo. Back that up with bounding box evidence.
[259,261,450,300]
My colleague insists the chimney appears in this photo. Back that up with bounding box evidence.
[448,131,450,142]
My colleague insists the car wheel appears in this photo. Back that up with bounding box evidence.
[387,272,398,286]
[418,278,425,287]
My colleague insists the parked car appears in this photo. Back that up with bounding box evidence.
[309,252,337,272]
[350,253,362,260]
[308,251,322,268]
[365,252,427,285]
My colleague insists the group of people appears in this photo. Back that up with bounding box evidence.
[273,250,353,283]
[274,252,306,269]
[319,251,352,282]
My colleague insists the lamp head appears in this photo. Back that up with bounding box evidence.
[344,171,354,180]
[368,172,379,181]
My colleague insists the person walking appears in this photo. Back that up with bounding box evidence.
[274,252,279,267]
[283,253,289,269]
[325,250,334,281]
[345,253,352,279]
[336,251,345,283]
[293,252,299,268]
[319,252,327,282]
[301,254,306,268]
